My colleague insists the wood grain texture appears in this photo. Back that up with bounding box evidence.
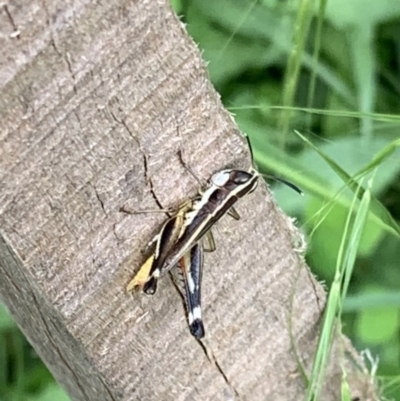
[0,0,377,400]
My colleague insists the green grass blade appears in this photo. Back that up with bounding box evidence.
[344,291,400,311]
[306,0,328,129]
[279,0,315,142]
[306,176,371,400]
[294,130,400,238]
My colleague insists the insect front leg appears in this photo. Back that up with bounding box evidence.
[203,230,216,253]
[227,206,240,220]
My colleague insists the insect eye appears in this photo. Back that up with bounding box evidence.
[232,171,252,184]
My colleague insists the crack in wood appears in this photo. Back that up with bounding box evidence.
[196,339,242,400]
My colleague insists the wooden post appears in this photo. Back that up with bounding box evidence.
[0,0,376,400]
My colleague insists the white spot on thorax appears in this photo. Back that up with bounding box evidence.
[211,170,231,187]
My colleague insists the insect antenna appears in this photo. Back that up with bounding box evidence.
[244,132,257,170]
[244,133,302,195]
[261,174,303,195]
[177,150,203,186]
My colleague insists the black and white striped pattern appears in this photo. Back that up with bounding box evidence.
[178,242,205,339]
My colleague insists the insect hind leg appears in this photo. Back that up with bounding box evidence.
[143,277,158,295]
[189,316,205,339]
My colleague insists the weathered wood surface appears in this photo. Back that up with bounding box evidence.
[0,1,376,400]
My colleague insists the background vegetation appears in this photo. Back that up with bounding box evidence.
[1,0,400,399]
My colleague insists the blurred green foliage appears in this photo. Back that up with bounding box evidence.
[0,304,69,400]
[172,0,400,398]
[2,0,400,399]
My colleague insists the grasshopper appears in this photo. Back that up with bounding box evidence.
[138,167,259,290]
[133,138,301,287]
[126,136,301,337]
[125,168,259,338]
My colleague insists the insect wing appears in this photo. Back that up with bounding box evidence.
[126,208,187,293]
